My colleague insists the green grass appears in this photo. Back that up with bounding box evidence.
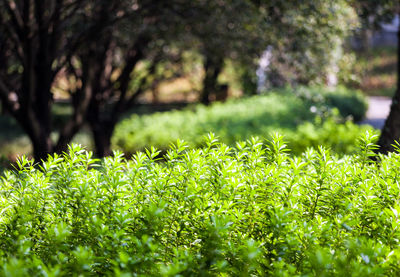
[1,133,400,275]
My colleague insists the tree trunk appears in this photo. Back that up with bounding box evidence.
[83,36,149,157]
[377,92,400,154]
[0,1,120,162]
[16,48,54,162]
[16,111,54,161]
[54,55,98,154]
[90,121,114,157]
[377,16,400,154]
[31,135,53,162]
[200,56,223,105]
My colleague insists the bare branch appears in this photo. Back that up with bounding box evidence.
[55,57,95,152]
[117,55,160,115]
[48,0,64,60]
[1,22,25,63]
[3,0,24,40]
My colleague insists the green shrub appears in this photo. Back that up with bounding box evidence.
[295,86,368,121]
[113,87,369,155]
[1,134,400,275]
[288,113,375,155]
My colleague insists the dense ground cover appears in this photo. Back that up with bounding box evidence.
[114,86,371,155]
[1,133,400,275]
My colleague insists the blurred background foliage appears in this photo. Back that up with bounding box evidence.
[113,86,370,156]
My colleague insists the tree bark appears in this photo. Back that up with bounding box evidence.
[13,105,54,161]
[200,55,223,105]
[90,121,115,157]
[14,19,55,162]
[377,14,400,154]
[31,135,53,162]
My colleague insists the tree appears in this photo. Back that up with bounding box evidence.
[1,0,255,158]
[72,0,263,155]
[352,0,396,51]
[189,0,357,98]
[0,0,362,159]
[0,0,122,160]
[184,0,264,105]
[68,1,192,156]
[255,0,357,88]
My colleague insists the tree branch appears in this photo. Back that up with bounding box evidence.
[1,22,25,63]
[3,0,24,39]
[117,56,160,115]
[48,0,64,61]
[54,56,95,153]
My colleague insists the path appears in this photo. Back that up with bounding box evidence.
[360,96,392,129]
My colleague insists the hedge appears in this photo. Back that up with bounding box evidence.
[113,86,370,155]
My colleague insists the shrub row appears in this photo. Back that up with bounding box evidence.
[294,86,368,121]
[1,133,400,275]
[113,86,370,155]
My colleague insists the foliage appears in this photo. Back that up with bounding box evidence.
[2,134,400,275]
[113,87,370,155]
[351,0,396,30]
[257,0,358,87]
[290,115,376,154]
[295,86,368,121]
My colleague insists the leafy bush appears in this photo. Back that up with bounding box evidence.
[113,87,369,155]
[295,86,368,121]
[288,114,375,154]
[1,133,400,275]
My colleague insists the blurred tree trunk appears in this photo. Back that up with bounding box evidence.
[84,38,116,158]
[16,42,54,161]
[200,55,223,105]
[89,120,115,157]
[1,0,57,161]
[377,12,400,154]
